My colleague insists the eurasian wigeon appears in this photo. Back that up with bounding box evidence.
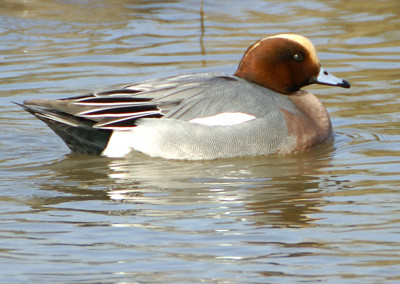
[19,34,350,160]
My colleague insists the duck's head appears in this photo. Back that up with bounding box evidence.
[234,34,350,94]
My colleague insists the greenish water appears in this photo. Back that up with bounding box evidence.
[1,0,400,283]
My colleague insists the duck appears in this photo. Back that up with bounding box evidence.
[18,34,350,160]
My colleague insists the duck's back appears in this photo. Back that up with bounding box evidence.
[103,73,305,159]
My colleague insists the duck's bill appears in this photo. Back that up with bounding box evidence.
[313,67,351,89]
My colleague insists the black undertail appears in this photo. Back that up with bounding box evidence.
[16,103,112,155]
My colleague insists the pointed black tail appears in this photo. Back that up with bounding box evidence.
[16,103,112,155]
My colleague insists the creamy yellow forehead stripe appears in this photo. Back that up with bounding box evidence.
[269,34,320,63]
[244,34,320,64]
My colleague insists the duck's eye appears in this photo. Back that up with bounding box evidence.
[293,53,304,62]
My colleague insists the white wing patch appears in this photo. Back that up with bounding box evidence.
[189,112,256,126]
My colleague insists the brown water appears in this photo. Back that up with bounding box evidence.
[1,0,400,283]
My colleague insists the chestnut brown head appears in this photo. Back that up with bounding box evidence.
[234,34,350,94]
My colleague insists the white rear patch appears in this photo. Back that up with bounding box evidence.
[102,126,163,158]
[102,131,134,157]
[189,112,256,126]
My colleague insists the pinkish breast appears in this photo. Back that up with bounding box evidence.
[280,90,332,151]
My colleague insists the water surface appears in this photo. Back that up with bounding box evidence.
[1,0,400,283]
